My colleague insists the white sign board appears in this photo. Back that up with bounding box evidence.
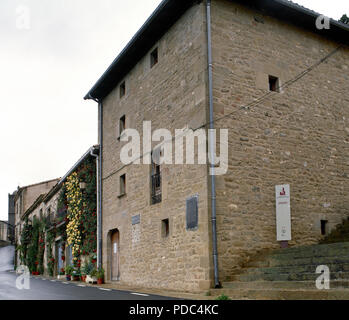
[275,184,291,241]
[113,243,117,254]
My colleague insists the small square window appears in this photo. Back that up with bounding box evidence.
[150,48,158,68]
[119,174,126,196]
[269,75,280,92]
[161,219,169,238]
[321,220,328,235]
[119,115,126,137]
[120,81,126,98]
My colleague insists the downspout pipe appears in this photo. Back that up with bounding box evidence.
[97,100,103,270]
[206,0,220,288]
[89,146,102,270]
[87,94,103,270]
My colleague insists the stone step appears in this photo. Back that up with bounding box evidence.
[247,255,349,268]
[245,263,349,275]
[211,288,349,300]
[269,248,349,260]
[222,280,349,290]
[236,271,349,282]
[271,242,349,257]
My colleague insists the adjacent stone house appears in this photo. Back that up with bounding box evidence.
[14,178,60,252]
[0,221,9,243]
[14,146,98,276]
[84,0,349,291]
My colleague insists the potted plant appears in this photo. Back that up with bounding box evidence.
[57,268,65,280]
[86,267,98,284]
[65,265,73,281]
[96,267,105,285]
[80,263,89,282]
[72,268,80,281]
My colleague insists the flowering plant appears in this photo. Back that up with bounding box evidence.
[66,173,83,260]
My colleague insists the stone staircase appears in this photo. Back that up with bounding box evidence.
[213,242,349,300]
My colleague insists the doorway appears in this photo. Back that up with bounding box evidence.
[57,241,64,274]
[111,229,120,281]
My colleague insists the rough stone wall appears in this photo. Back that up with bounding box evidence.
[14,179,59,246]
[0,222,8,242]
[211,0,349,281]
[101,3,212,292]
[42,191,61,274]
[22,179,59,216]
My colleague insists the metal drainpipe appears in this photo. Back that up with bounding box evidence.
[88,95,103,270]
[89,146,101,269]
[97,101,103,270]
[206,0,220,288]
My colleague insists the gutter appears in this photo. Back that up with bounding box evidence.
[206,0,220,288]
[273,0,349,31]
[84,96,103,270]
[89,108,103,270]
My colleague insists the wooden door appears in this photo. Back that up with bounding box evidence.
[111,231,120,281]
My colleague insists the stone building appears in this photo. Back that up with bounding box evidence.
[14,178,60,250]
[0,221,9,243]
[84,0,349,291]
[7,193,15,244]
[15,146,98,276]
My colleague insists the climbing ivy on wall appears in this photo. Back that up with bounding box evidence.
[66,172,83,262]
[79,157,97,257]
[60,157,97,267]
[57,184,68,218]
[21,217,46,273]
[46,230,55,276]
[19,218,32,267]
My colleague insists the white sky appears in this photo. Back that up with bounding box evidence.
[0,0,348,221]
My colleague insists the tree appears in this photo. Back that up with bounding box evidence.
[340,14,349,24]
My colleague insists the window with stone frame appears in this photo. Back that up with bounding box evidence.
[119,174,126,196]
[119,115,126,138]
[269,75,280,92]
[151,149,161,205]
[161,218,169,238]
[150,47,158,68]
[120,81,126,98]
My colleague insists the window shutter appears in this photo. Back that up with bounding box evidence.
[186,195,198,230]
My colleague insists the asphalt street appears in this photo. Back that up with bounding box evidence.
[0,271,177,300]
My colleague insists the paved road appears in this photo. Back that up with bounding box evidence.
[0,271,177,300]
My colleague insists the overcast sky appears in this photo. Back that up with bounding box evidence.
[0,0,347,221]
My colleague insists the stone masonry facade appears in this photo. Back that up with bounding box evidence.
[211,0,349,281]
[102,4,212,292]
[96,0,348,291]
[14,179,59,244]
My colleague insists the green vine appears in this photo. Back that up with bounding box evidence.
[58,157,97,269]
[19,218,32,266]
[66,172,83,263]
[26,217,45,273]
[46,230,55,276]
